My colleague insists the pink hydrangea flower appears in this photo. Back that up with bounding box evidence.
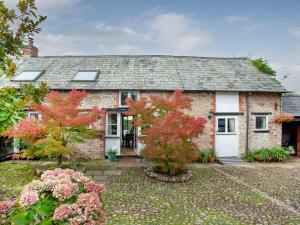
[19,191,39,207]
[0,200,15,217]
[53,181,79,201]
[84,181,106,195]
[53,204,78,221]
[41,168,89,183]
[76,192,102,213]
[43,179,61,192]
[71,171,89,183]
[24,180,44,192]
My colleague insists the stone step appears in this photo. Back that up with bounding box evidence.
[93,175,108,181]
[218,157,246,165]
[86,170,104,176]
[103,170,122,176]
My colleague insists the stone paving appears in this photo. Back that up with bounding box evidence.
[3,159,300,224]
[97,160,300,225]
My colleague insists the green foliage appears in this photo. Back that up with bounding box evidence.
[250,58,276,77]
[0,0,46,78]
[197,149,217,163]
[243,146,290,162]
[19,82,50,104]
[23,137,72,160]
[10,198,58,225]
[0,82,49,132]
[108,148,117,155]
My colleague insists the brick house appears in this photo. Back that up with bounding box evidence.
[0,41,287,159]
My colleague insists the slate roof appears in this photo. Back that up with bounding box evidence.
[0,55,287,92]
[282,96,300,116]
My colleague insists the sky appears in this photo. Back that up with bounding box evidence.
[5,0,300,94]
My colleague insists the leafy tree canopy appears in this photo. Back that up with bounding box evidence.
[3,89,103,165]
[0,0,46,78]
[126,90,207,175]
[250,57,276,77]
[0,82,49,132]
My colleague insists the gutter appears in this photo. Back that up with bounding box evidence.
[245,92,251,153]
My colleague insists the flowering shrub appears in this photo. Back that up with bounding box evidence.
[0,200,15,223]
[0,168,106,224]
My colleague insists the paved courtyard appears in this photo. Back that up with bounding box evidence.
[98,161,300,225]
[1,160,300,224]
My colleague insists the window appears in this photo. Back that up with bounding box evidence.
[28,112,40,120]
[72,71,99,81]
[106,113,118,136]
[217,117,236,134]
[217,118,226,133]
[255,116,268,131]
[13,71,44,81]
[120,91,139,107]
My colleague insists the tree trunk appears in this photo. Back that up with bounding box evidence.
[57,155,63,167]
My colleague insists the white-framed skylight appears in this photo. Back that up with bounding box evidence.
[12,70,44,82]
[72,70,99,82]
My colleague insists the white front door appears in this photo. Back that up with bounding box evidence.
[105,112,121,156]
[215,116,238,157]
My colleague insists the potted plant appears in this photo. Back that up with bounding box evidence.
[107,149,117,162]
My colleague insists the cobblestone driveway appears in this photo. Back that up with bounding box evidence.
[102,163,300,225]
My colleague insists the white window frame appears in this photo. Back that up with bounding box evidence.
[216,116,237,134]
[119,91,139,107]
[106,112,120,137]
[254,115,269,131]
[28,111,42,120]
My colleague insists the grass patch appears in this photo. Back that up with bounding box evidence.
[0,161,40,200]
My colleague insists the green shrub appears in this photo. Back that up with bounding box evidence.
[243,147,290,162]
[250,58,276,77]
[198,149,217,163]
[243,151,255,162]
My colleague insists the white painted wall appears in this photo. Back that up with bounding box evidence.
[105,137,121,156]
[216,92,239,112]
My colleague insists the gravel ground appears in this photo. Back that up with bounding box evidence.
[102,167,300,225]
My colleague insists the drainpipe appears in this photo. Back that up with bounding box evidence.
[245,92,251,153]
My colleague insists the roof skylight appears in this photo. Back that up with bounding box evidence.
[72,71,99,81]
[12,71,44,81]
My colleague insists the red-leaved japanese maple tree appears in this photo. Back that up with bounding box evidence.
[3,89,102,165]
[126,90,207,175]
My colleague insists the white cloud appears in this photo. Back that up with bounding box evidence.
[33,12,214,56]
[35,33,84,55]
[225,16,249,23]
[3,0,80,13]
[289,27,300,39]
[148,13,211,51]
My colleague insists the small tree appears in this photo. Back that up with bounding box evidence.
[3,89,102,165]
[126,90,207,175]
[1,0,46,78]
